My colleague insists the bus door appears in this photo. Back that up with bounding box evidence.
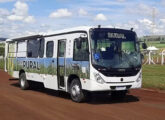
[57,40,66,90]
[43,39,58,90]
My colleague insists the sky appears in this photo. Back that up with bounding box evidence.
[0,0,165,38]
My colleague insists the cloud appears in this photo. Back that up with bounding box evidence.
[12,0,28,16]
[1,0,165,38]
[116,0,126,2]
[49,8,72,18]
[160,19,165,23]
[0,8,10,16]
[94,13,107,21]
[137,18,165,36]
[110,18,160,36]
[0,0,14,2]
[8,15,24,21]
[0,8,10,24]
[161,0,165,6]
[126,4,159,17]
[0,0,32,3]
[7,1,35,23]
[138,18,154,35]
[24,16,35,23]
[139,18,153,26]
[78,8,88,16]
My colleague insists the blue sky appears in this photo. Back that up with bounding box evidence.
[0,0,165,38]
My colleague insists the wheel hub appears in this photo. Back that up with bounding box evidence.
[71,85,80,97]
[20,78,25,87]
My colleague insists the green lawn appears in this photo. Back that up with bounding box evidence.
[146,41,165,48]
[142,65,165,90]
[142,41,165,90]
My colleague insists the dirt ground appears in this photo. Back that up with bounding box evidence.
[0,70,165,120]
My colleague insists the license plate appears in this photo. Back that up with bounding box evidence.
[116,86,126,90]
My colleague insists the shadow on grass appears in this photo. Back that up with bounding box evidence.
[10,82,139,104]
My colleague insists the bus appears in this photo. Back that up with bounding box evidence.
[5,26,144,102]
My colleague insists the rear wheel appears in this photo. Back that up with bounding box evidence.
[70,79,86,102]
[19,73,29,90]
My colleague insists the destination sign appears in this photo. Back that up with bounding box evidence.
[108,33,126,39]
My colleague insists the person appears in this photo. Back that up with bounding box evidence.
[106,43,115,59]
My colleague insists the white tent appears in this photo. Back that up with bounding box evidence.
[144,46,158,65]
[147,46,158,51]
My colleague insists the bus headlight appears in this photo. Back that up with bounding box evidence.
[94,73,105,84]
[136,73,142,82]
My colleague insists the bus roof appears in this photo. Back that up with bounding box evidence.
[6,26,133,42]
[6,26,92,42]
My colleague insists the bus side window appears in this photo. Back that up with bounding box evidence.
[58,41,65,57]
[8,42,17,58]
[17,41,26,58]
[46,41,54,58]
[27,39,39,58]
[38,38,44,58]
[73,38,89,61]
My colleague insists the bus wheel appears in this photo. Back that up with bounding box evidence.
[19,73,29,90]
[70,79,85,102]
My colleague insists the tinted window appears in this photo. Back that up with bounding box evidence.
[46,41,54,58]
[38,38,45,58]
[58,40,65,57]
[73,38,89,61]
[27,39,39,58]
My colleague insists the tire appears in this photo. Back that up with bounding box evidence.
[70,79,86,102]
[19,73,29,90]
[111,90,127,100]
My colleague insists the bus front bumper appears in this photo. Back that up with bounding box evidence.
[81,79,142,92]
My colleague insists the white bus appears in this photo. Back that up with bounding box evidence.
[5,26,144,102]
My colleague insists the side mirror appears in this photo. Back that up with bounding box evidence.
[142,43,147,49]
[75,36,88,49]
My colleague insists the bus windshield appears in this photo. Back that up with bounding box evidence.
[90,28,141,70]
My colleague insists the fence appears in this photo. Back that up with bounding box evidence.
[142,48,165,65]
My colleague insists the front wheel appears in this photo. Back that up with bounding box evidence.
[70,79,86,102]
[19,73,29,90]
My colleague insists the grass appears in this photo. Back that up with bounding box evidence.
[146,41,165,48]
[142,65,165,90]
[142,41,165,90]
